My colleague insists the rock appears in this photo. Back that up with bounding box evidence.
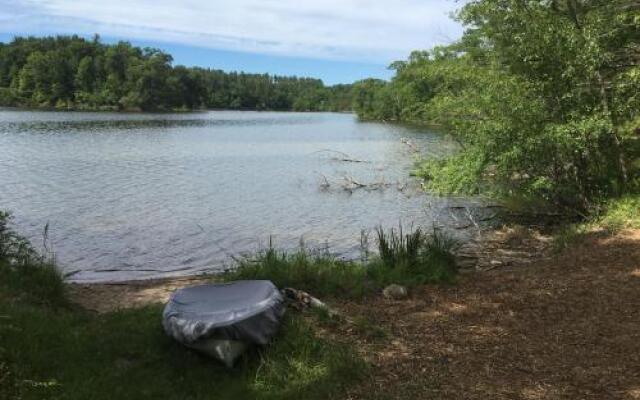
[382,284,408,300]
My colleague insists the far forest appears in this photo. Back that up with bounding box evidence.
[0,35,354,112]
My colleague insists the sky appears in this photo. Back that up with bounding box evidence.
[0,0,467,85]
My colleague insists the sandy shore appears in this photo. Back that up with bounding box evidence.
[67,275,214,313]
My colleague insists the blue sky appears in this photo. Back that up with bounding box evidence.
[0,0,467,85]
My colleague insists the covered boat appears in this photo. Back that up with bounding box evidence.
[162,280,285,367]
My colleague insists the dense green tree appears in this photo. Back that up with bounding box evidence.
[352,79,392,120]
[355,0,640,210]
[0,35,355,112]
[75,56,95,93]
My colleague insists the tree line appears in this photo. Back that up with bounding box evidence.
[353,0,640,211]
[0,35,354,112]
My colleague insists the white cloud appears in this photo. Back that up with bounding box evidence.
[2,0,466,63]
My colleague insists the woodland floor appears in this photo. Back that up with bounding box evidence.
[68,229,640,400]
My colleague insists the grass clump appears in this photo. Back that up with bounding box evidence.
[368,226,458,287]
[552,195,640,251]
[227,244,369,298]
[0,211,66,308]
[249,316,365,398]
[597,195,640,232]
[228,225,459,298]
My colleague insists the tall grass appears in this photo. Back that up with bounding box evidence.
[226,243,369,298]
[0,211,66,307]
[376,225,423,270]
[369,225,459,287]
[228,225,459,297]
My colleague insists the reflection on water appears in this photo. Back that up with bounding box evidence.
[0,109,472,282]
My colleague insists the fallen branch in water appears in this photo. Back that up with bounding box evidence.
[318,173,331,190]
[400,137,419,153]
[318,173,412,193]
[343,175,366,188]
[313,149,371,163]
[342,175,396,192]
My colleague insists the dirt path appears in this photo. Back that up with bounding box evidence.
[343,230,640,399]
[66,229,640,399]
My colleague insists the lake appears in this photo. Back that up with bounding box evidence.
[0,110,471,282]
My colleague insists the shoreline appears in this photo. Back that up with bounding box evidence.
[0,105,355,114]
[64,227,640,398]
[66,225,554,313]
[67,275,214,313]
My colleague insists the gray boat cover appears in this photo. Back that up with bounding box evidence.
[162,281,285,363]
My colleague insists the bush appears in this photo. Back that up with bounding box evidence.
[355,3,640,212]
[0,87,19,106]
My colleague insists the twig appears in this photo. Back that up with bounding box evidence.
[318,173,330,190]
[343,175,366,188]
[313,149,371,163]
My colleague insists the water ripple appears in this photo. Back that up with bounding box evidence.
[0,110,472,283]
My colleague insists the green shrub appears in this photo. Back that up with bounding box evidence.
[354,3,640,211]
[0,87,19,106]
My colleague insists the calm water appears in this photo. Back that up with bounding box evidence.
[0,110,470,282]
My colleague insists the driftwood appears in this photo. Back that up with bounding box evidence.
[342,175,395,192]
[314,149,371,163]
[318,172,411,193]
[281,287,338,316]
[400,137,420,153]
[343,175,366,187]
